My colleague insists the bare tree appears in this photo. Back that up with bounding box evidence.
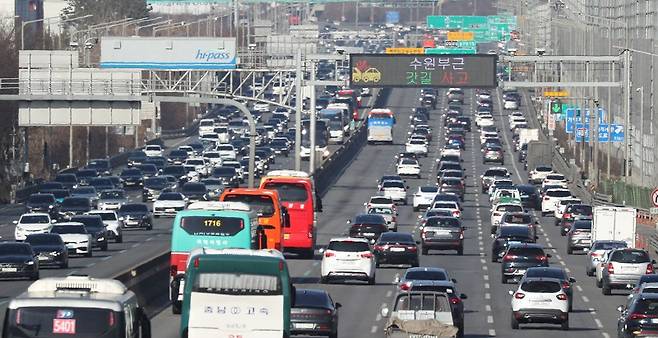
[0,19,19,203]
[62,0,151,25]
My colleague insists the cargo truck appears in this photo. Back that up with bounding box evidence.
[592,206,637,248]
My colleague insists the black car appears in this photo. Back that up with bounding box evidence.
[212,167,239,187]
[0,242,39,280]
[54,173,79,190]
[406,280,466,338]
[25,193,60,218]
[86,158,112,176]
[144,156,168,171]
[117,203,153,230]
[127,150,148,167]
[373,232,419,267]
[291,289,341,338]
[348,214,389,244]
[269,139,290,156]
[88,177,116,192]
[456,116,471,131]
[75,169,99,186]
[25,233,69,268]
[181,182,208,202]
[119,167,143,187]
[437,161,464,175]
[38,181,65,193]
[491,226,537,262]
[142,176,173,202]
[617,293,658,337]
[59,197,92,218]
[501,243,551,284]
[135,163,158,178]
[69,215,109,251]
[188,142,205,156]
[255,147,276,164]
[162,165,188,185]
[516,184,541,210]
[167,150,189,165]
[523,267,576,311]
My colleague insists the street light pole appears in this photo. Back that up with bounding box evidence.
[637,86,644,183]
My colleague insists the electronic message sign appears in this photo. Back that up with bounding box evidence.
[350,54,497,88]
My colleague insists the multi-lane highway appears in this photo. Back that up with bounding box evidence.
[145,87,627,338]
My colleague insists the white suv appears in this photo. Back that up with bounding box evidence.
[13,213,54,241]
[321,238,376,284]
[143,145,163,157]
[528,166,553,184]
[541,188,572,216]
[542,173,568,189]
[396,158,421,178]
[510,277,570,330]
[412,186,439,211]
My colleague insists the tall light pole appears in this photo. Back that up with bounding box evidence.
[637,86,644,183]
[135,19,172,36]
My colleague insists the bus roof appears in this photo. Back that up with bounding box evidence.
[187,201,251,212]
[189,248,284,260]
[221,188,279,198]
[265,170,310,178]
[370,108,393,115]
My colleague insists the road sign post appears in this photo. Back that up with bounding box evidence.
[651,188,658,208]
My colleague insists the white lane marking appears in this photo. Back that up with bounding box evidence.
[602,333,611,338]
[131,243,140,248]
[576,285,583,292]
[375,314,382,322]
[484,275,489,281]
[487,315,494,323]
[564,267,571,273]
[482,265,488,271]
[485,305,491,312]
[485,293,491,299]
[145,237,154,242]
[67,270,78,276]
[484,283,490,289]
[555,254,562,260]
[489,329,496,337]
[582,295,590,303]
[119,249,127,254]
[478,241,484,247]
[559,261,566,266]
[85,263,95,268]
[101,256,112,261]
[594,318,603,328]
[494,90,523,180]
[386,290,393,298]
[370,326,377,333]
[480,259,486,264]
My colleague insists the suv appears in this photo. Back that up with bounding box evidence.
[481,167,510,193]
[501,243,551,284]
[381,292,456,337]
[566,219,592,254]
[600,248,655,295]
[321,238,376,284]
[510,277,570,330]
[347,214,388,244]
[617,293,658,337]
[25,193,60,219]
[13,213,54,241]
[420,216,464,255]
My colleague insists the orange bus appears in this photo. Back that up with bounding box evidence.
[259,170,322,258]
[219,188,287,251]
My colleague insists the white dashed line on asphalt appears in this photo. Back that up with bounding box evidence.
[480,258,486,264]
[594,318,603,328]
[484,283,490,289]
[85,263,95,268]
[602,333,611,338]
[488,329,496,337]
[582,295,590,303]
[370,326,377,334]
[485,293,491,300]
[385,290,392,298]
[555,254,562,260]
[485,305,491,312]
[101,256,112,261]
[482,265,488,271]
[559,261,566,266]
[484,275,489,281]
[487,315,494,324]
[131,243,139,248]
[119,249,127,254]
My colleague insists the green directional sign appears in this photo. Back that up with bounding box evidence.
[428,15,517,42]
[425,48,477,55]
[551,100,563,114]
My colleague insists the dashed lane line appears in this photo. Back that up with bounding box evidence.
[370,326,377,334]
[582,295,590,303]
[488,329,496,337]
[594,318,603,329]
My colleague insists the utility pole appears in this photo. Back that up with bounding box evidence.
[294,50,303,171]
[624,49,632,181]
[309,60,317,174]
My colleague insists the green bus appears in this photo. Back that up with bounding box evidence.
[180,248,293,338]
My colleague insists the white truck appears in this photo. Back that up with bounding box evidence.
[516,128,539,151]
[592,206,637,248]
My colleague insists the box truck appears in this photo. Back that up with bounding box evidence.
[592,206,637,248]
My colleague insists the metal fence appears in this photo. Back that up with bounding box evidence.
[599,179,654,209]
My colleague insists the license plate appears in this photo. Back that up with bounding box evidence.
[390,247,405,252]
[284,234,290,240]
[295,323,315,329]
[165,208,174,212]
[38,256,49,261]
[363,232,375,236]
[1,268,17,272]
[650,318,658,324]
[530,299,552,303]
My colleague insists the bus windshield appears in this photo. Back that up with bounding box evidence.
[180,216,245,237]
[262,183,309,203]
[221,194,275,217]
[5,307,122,338]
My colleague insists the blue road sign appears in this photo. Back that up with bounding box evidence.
[565,108,575,133]
[386,11,400,24]
[598,124,609,142]
[611,124,624,142]
[575,123,590,142]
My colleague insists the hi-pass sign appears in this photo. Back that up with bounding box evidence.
[350,54,497,88]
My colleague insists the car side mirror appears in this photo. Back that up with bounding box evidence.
[508,290,514,296]
[535,236,539,240]
[451,278,457,283]
[51,219,57,223]
[12,221,17,225]
[335,302,342,309]
[460,293,468,300]
[346,220,352,224]
[381,307,390,318]
[569,277,576,283]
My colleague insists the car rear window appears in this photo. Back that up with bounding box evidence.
[327,241,369,252]
[503,214,532,224]
[404,270,447,281]
[507,247,545,256]
[525,269,565,279]
[573,221,592,230]
[425,217,460,228]
[568,205,592,214]
[420,186,438,193]
[520,281,561,293]
[593,242,627,250]
[497,205,523,212]
[546,190,571,197]
[611,250,650,263]
[634,299,658,315]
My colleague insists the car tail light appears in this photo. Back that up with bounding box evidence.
[374,245,386,251]
[400,282,412,291]
[503,254,517,262]
[647,264,654,274]
[308,232,313,238]
[537,255,548,262]
[562,281,571,289]
[324,252,335,258]
[452,210,461,217]
[514,292,525,299]
[459,231,464,240]
[407,246,417,252]
[170,265,178,277]
[556,294,568,301]
[563,213,572,219]
[450,297,462,305]
[629,313,657,320]
[607,263,615,274]
[361,252,373,259]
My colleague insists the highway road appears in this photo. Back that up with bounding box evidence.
[148,87,624,338]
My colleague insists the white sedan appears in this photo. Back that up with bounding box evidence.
[396,159,421,178]
[405,139,428,157]
[153,192,188,218]
[412,186,439,211]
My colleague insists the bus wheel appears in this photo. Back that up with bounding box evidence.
[172,301,182,315]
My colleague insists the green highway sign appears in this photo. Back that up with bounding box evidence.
[550,100,563,114]
[425,48,477,55]
[428,15,517,42]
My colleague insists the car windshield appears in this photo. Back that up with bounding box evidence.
[569,205,593,214]
[51,225,85,234]
[72,187,95,195]
[404,270,447,281]
[484,169,508,177]
[159,193,184,201]
[370,197,392,204]
[20,215,50,224]
[187,159,205,166]
[327,241,369,252]
[26,235,60,245]
[611,250,650,263]
[213,168,236,176]
[262,183,309,203]
[497,205,523,212]
[119,204,148,213]
[163,166,185,176]
[383,181,404,189]
[99,190,124,199]
[61,198,89,207]
[0,244,31,256]
[420,186,438,193]
[520,281,561,293]
[425,217,460,228]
